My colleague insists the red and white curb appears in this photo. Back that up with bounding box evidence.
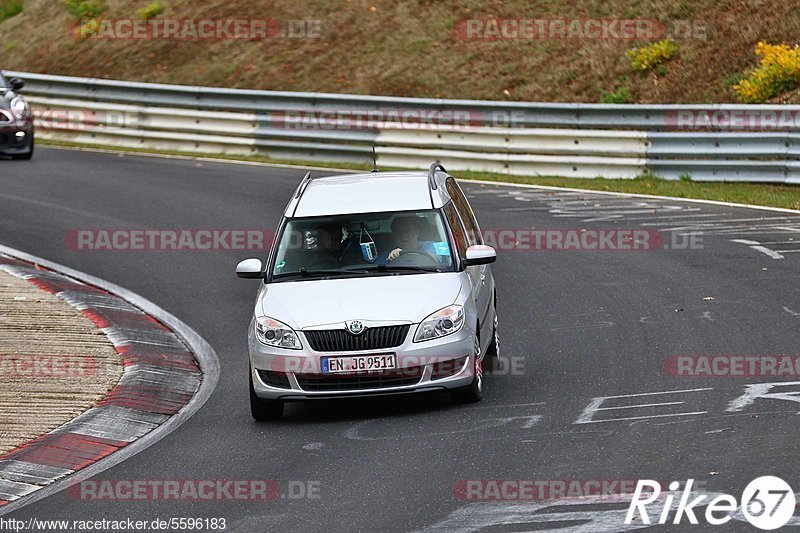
[0,249,218,512]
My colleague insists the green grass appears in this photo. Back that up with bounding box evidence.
[39,138,800,210]
[600,86,632,104]
[63,0,106,20]
[0,0,23,23]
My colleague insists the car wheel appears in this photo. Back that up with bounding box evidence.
[249,366,284,421]
[452,332,484,404]
[11,132,33,160]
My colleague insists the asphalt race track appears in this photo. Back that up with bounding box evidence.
[2,147,800,531]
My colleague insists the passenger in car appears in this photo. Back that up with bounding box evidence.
[308,223,347,269]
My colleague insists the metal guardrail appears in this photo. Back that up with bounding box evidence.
[7,70,800,183]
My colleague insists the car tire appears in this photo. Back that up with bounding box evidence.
[11,132,33,160]
[452,332,484,404]
[486,300,499,360]
[482,294,499,373]
[249,366,284,421]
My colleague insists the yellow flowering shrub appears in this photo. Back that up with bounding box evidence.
[734,42,800,103]
[137,1,164,20]
[627,40,677,71]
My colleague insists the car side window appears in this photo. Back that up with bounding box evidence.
[443,203,468,259]
[446,178,483,245]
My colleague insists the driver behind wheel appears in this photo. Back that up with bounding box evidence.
[376,216,441,265]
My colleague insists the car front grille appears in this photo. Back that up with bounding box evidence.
[304,325,410,352]
[295,366,423,392]
[0,110,11,125]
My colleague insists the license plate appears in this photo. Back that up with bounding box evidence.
[321,354,396,374]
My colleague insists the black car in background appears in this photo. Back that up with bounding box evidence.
[0,71,34,159]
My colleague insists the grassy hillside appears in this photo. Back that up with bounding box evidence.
[0,0,799,103]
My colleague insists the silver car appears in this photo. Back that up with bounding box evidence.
[236,164,498,420]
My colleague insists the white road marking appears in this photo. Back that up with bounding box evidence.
[499,206,557,211]
[661,225,800,235]
[575,388,712,424]
[614,213,723,222]
[747,246,784,259]
[501,415,543,428]
[643,216,799,227]
[420,490,736,532]
[581,213,676,222]
[595,401,684,411]
[688,227,800,236]
[699,311,714,321]
[759,239,799,245]
[473,402,547,410]
[727,381,800,414]
[590,388,714,398]
[343,414,543,441]
[551,321,616,331]
[576,411,708,424]
[731,239,785,259]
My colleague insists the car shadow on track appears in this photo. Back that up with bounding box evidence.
[261,371,504,425]
[278,389,462,424]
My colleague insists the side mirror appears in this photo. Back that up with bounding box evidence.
[8,77,24,92]
[236,258,264,279]
[464,245,496,266]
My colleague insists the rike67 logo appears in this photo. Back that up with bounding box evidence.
[626,476,796,530]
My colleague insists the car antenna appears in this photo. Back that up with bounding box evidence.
[371,146,379,173]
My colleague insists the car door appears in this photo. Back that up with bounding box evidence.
[445,179,493,346]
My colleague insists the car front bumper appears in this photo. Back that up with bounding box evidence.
[249,323,476,400]
[0,121,33,155]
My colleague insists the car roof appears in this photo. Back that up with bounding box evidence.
[287,170,453,217]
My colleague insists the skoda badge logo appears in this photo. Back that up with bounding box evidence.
[347,320,365,335]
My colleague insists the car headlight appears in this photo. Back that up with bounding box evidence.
[255,316,302,349]
[414,305,464,342]
[10,97,29,119]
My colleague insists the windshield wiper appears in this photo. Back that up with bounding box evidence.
[273,268,369,280]
[365,265,441,273]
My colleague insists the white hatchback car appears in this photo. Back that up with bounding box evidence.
[237,164,498,420]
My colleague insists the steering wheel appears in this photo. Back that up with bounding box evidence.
[391,249,439,266]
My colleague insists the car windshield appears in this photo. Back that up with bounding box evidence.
[0,74,6,89]
[271,210,455,280]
